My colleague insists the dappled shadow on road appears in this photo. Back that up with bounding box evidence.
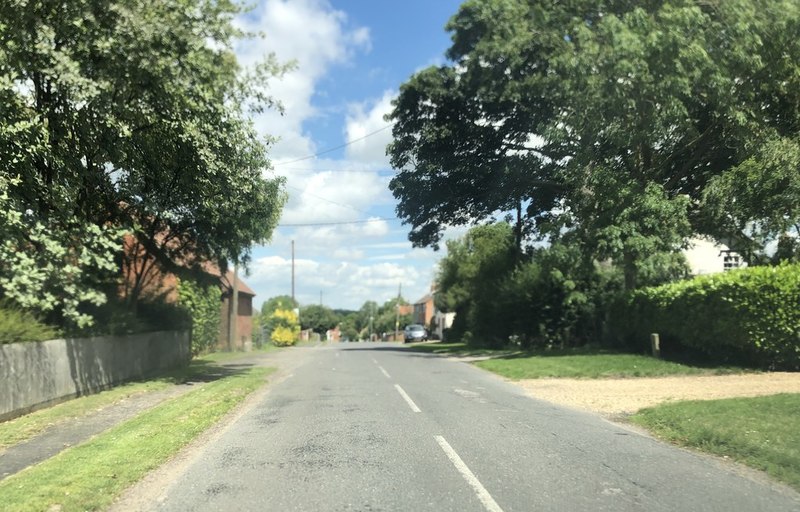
[157,360,254,385]
[338,345,473,359]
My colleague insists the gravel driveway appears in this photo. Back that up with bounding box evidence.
[516,372,800,417]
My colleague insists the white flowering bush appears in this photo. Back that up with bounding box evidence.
[0,174,121,329]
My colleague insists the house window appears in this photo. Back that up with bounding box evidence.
[721,250,742,271]
[238,295,253,316]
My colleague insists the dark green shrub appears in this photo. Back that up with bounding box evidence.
[177,278,220,355]
[608,264,800,369]
[0,302,59,343]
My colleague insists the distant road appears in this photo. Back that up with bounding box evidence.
[145,343,799,511]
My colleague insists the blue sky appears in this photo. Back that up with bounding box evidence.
[233,0,466,311]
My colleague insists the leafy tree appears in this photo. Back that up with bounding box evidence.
[0,0,288,321]
[435,223,517,347]
[435,222,626,348]
[355,301,379,336]
[299,304,339,334]
[702,137,800,262]
[0,174,120,328]
[388,0,800,273]
[372,297,412,336]
[261,295,299,317]
[338,313,359,341]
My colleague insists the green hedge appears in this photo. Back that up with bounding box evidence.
[0,302,59,343]
[608,264,800,370]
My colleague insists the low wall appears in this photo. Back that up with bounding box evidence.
[0,330,190,422]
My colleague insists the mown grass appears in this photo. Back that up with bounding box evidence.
[0,379,174,450]
[409,342,747,379]
[199,343,281,363]
[632,394,800,491]
[0,348,277,451]
[0,365,273,512]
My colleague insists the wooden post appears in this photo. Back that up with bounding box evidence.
[650,333,661,358]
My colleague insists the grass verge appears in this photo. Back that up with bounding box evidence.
[409,342,747,379]
[631,394,800,491]
[0,365,273,512]
[199,343,281,363]
[0,349,279,449]
[0,379,175,451]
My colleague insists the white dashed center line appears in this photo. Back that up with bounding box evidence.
[394,384,421,413]
[435,436,505,512]
[378,366,391,379]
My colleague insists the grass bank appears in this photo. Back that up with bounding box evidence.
[408,342,746,379]
[632,394,800,491]
[0,365,273,512]
[0,348,280,449]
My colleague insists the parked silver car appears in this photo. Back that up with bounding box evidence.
[403,324,427,343]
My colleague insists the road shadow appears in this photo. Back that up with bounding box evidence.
[158,360,255,385]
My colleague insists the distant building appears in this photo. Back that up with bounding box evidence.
[684,237,747,276]
[326,326,341,343]
[413,288,455,340]
[413,293,435,327]
[217,270,256,351]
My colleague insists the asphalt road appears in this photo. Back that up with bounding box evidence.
[149,343,800,512]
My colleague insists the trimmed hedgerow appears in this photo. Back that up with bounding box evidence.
[608,264,800,370]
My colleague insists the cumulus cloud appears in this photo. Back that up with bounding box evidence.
[344,90,396,166]
[228,3,443,311]
[247,254,432,310]
[274,162,391,225]
[234,0,371,161]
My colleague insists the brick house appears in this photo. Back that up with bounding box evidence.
[413,289,455,340]
[413,293,435,327]
[121,233,256,350]
[215,269,256,351]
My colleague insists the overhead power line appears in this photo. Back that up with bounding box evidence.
[280,167,397,174]
[285,184,367,214]
[278,217,398,228]
[273,125,392,166]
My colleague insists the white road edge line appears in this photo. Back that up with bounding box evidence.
[435,436,505,512]
[394,384,421,413]
[378,366,391,379]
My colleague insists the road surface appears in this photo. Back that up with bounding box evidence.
[130,343,799,511]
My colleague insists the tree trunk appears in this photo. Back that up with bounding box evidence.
[623,250,637,291]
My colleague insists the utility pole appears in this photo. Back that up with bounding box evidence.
[320,290,323,307]
[291,240,295,304]
[394,283,401,342]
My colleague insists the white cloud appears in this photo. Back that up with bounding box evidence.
[247,254,432,310]
[275,165,391,225]
[344,90,396,165]
[234,0,371,161]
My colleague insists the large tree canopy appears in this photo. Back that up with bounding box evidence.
[0,0,288,322]
[388,0,800,277]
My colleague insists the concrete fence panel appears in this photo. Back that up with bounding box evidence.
[0,330,190,422]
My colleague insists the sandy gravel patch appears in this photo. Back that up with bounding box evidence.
[517,373,800,416]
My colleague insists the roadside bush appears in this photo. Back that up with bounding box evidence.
[177,278,221,356]
[608,264,800,369]
[0,302,59,343]
[270,308,299,346]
